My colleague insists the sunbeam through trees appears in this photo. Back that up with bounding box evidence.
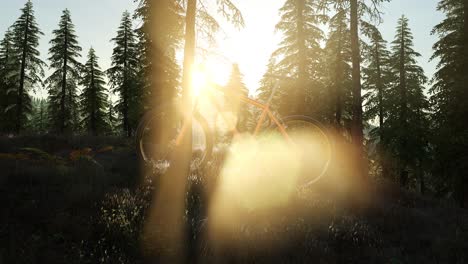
[1,0,468,263]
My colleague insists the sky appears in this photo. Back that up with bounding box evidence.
[0,0,445,96]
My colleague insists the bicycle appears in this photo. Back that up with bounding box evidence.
[136,73,333,187]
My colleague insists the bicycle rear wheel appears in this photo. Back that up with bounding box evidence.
[136,105,213,172]
[273,115,333,188]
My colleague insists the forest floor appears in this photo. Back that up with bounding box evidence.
[0,136,467,264]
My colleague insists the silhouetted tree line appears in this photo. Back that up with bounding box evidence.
[0,0,467,206]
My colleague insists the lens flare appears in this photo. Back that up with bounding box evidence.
[218,133,301,211]
[206,129,370,253]
[191,65,209,98]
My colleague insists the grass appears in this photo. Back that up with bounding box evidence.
[0,135,467,263]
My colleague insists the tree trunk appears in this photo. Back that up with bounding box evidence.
[123,25,130,137]
[399,17,408,187]
[181,0,196,114]
[464,0,468,83]
[350,0,366,178]
[144,0,197,261]
[16,10,30,134]
[39,99,44,132]
[334,20,343,126]
[462,0,468,209]
[90,64,96,135]
[182,0,197,260]
[60,21,69,134]
[296,0,307,114]
[373,34,387,178]
[374,37,384,137]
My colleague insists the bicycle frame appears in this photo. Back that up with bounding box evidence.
[209,86,291,141]
[175,83,293,146]
[140,73,332,186]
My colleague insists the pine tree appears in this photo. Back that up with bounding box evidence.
[46,9,82,134]
[260,0,327,117]
[10,0,46,133]
[108,11,139,137]
[134,0,182,111]
[325,0,388,182]
[257,58,281,105]
[225,64,251,132]
[135,1,244,253]
[324,0,389,131]
[386,15,430,187]
[256,58,290,129]
[0,29,17,133]
[324,5,352,127]
[362,25,392,178]
[430,0,468,205]
[80,48,109,135]
[133,0,242,118]
[362,27,391,143]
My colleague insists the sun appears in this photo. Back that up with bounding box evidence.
[191,65,209,97]
[190,59,231,98]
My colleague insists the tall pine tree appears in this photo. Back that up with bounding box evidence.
[386,15,430,187]
[80,48,109,135]
[10,0,46,133]
[134,0,182,110]
[363,27,391,141]
[328,0,389,182]
[108,11,139,137]
[260,0,328,117]
[46,9,82,134]
[324,5,352,127]
[430,0,468,205]
[362,25,394,179]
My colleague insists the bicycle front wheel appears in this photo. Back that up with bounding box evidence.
[273,115,333,188]
[136,105,213,172]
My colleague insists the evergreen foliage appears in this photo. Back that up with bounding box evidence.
[258,0,328,117]
[0,29,17,133]
[0,0,466,205]
[324,5,353,127]
[108,11,139,137]
[362,26,392,141]
[80,48,109,135]
[430,0,468,204]
[385,16,430,187]
[30,97,49,134]
[134,0,182,112]
[10,0,46,133]
[107,98,118,135]
[45,9,82,134]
